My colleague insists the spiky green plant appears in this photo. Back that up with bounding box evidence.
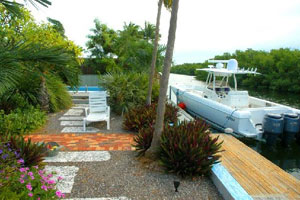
[7,135,46,167]
[133,126,154,157]
[159,119,223,177]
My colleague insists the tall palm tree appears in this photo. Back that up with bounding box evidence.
[146,0,172,105]
[147,0,180,154]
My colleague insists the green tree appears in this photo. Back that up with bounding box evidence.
[0,6,82,112]
[147,0,180,155]
[86,20,165,73]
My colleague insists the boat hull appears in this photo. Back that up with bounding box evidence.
[171,85,299,138]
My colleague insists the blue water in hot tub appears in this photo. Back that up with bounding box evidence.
[67,86,105,92]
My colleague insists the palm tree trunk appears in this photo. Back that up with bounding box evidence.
[39,76,49,112]
[147,0,180,155]
[146,0,163,106]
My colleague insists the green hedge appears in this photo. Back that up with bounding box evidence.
[0,106,47,135]
[99,72,159,115]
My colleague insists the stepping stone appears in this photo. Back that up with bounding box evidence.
[73,104,89,109]
[45,166,79,193]
[45,151,111,162]
[64,109,83,116]
[61,127,99,133]
[59,116,84,121]
[66,198,130,200]
[60,121,83,126]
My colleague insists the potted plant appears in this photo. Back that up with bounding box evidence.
[44,142,61,157]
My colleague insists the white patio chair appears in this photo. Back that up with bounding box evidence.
[83,91,110,131]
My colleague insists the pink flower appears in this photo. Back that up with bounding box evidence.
[37,197,40,200]
[28,192,33,197]
[47,179,55,184]
[28,172,33,176]
[17,159,24,164]
[30,175,35,180]
[58,176,63,180]
[47,174,53,178]
[55,191,63,198]
[26,184,32,191]
[41,185,47,191]
[19,168,26,172]
[19,178,24,184]
[20,174,25,178]
[34,166,38,169]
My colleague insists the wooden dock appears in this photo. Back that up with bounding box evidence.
[215,134,300,200]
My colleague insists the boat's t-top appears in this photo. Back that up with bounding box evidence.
[197,59,260,92]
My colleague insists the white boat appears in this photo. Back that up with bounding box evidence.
[170,59,300,139]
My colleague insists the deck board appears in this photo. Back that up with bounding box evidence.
[213,134,300,199]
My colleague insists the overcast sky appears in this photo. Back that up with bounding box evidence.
[26,0,300,64]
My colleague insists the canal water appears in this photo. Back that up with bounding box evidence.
[241,88,300,180]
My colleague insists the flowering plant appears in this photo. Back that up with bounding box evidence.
[44,142,61,157]
[0,140,65,199]
[47,144,58,151]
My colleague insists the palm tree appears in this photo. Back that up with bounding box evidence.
[0,0,51,16]
[147,0,180,154]
[0,42,79,111]
[146,0,172,105]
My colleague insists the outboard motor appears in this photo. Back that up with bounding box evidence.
[282,113,299,147]
[263,113,284,146]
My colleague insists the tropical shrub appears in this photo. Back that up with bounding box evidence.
[0,136,64,199]
[7,135,46,167]
[0,140,64,199]
[46,76,73,112]
[99,72,160,115]
[0,106,47,136]
[159,120,223,177]
[133,126,154,157]
[123,102,179,132]
[0,6,82,112]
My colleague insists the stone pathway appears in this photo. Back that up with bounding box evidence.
[60,104,101,133]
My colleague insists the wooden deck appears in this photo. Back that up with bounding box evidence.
[214,134,300,200]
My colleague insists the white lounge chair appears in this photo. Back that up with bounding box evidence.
[83,91,110,131]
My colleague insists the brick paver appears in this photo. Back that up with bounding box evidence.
[24,133,135,151]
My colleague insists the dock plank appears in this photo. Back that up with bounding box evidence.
[213,134,300,199]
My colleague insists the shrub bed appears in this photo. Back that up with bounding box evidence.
[0,106,47,136]
[159,120,223,177]
[0,136,64,199]
[99,72,160,115]
[123,102,179,132]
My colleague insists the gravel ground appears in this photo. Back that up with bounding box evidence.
[32,109,133,134]
[48,151,223,200]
